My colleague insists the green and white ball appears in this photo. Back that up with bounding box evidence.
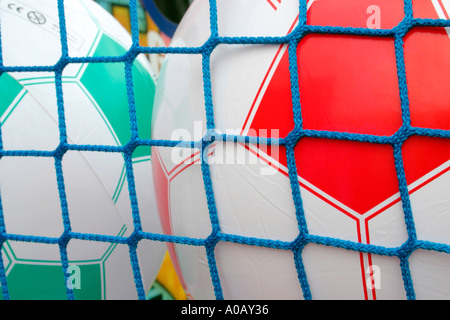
[0,0,165,299]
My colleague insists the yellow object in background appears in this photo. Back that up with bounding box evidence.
[110,6,132,36]
[155,252,187,300]
[95,0,168,76]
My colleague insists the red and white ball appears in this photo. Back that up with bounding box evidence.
[151,0,450,299]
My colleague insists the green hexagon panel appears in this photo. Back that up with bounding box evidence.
[0,226,127,300]
[0,73,26,124]
[80,33,155,159]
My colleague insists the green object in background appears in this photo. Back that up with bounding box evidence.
[146,281,175,300]
[95,0,149,33]
[95,0,193,25]
[152,0,193,23]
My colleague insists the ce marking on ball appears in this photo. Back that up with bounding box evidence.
[7,2,24,13]
[7,2,46,25]
[27,10,46,25]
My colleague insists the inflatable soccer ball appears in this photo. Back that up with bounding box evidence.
[151,0,450,300]
[0,0,165,300]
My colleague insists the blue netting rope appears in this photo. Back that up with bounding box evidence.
[0,0,449,300]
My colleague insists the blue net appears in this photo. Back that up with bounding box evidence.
[0,0,449,300]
